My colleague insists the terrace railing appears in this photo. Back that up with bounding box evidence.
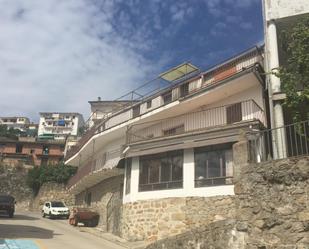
[249,120,309,162]
[127,99,266,144]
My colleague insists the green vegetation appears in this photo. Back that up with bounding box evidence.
[278,17,309,122]
[0,124,25,139]
[26,163,77,195]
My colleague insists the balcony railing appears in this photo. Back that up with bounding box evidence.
[67,159,93,189]
[127,100,266,144]
[67,148,121,189]
[65,47,263,161]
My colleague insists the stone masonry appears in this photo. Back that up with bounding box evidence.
[121,195,235,242]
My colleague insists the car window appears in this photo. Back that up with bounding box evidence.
[0,195,14,202]
[51,201,65,207]
[45,203,50,207]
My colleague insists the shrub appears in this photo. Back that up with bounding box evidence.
[26,163,77,195]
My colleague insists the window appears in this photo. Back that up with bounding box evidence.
[163,124,184,136]
[125,158,132,195]
[162,91,172,104]
[132,105,140,118]
[16,144,23,153]
[194,144,233,187]
[146,100,152,109]
[180,83,189,97]
[43,146,49,155]
[139,150,183,192]
[30,149,35,154]
[226,102,242,124]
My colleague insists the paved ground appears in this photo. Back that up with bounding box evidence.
[0,211,131,249]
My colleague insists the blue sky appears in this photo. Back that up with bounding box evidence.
[0,0,264,121]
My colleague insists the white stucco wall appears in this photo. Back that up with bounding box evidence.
[123,148,234,203]
[263,0,309,21]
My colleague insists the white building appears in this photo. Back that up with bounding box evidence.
[38,112,84,140]
[262,0,309,158]
[0,117,30,132]
[65,47,267,239]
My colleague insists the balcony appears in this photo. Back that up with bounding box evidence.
[65,47,263,162]
[127,100,266,144]
[67,148,123,192]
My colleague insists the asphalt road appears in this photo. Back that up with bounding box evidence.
[0,211,127,249]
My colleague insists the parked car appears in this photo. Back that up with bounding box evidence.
[42,201,70,219]
[69,207,99,227]
[0,195,15,218]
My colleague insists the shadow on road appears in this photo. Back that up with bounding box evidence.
[0,224,59,239]
[0,214,39,220]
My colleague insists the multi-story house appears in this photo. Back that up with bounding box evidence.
[0,117,30,132]
[262,0,309,158]
[38,112,84,140]
[65,46,268,240]
[0,137,65,166]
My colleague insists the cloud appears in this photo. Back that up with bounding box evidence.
[0,0,158,121]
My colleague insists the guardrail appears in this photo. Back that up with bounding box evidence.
[127,99,266,144]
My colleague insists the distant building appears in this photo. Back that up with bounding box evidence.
[38,112,84,140]
[0,137,65,166]
[0,117,30,132]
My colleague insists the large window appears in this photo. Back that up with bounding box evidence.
[139,150,183,192]
[194,144,233,187]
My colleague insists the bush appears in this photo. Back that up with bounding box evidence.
[26,163,77,195]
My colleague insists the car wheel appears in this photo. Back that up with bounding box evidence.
[42,211,46,218]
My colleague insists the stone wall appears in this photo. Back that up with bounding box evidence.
[146,219,247,249]
[0,163,34,210]
[31,182,74,211]
[235,157,309,248]
[75,175,123,231]
[121,196,235,242]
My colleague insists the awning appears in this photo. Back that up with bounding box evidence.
[159,63,199,82]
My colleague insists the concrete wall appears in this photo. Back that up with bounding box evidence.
[263,0,309,20]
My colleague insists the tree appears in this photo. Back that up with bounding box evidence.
[26,163,77,195]
[278,17,309,123]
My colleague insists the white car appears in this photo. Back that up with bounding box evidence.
[42,201,70,219]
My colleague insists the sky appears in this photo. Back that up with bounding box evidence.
[0,0,264,122]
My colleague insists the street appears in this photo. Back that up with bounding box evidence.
[0,211,127,249]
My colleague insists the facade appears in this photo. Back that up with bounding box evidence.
[38,112,84,140]
[0,137,65,166]
[262,0,309,158]
[65,47,267,240]
[0,117,30,132]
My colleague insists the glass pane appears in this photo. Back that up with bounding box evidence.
[161,157,171,182]
[149,159,160,183]
[195,152,207,180]
[207,151,222,178]
[139,160,149,184]
[172,154,183,181]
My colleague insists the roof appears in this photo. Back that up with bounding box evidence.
[0,137,65,146]
[39,112,82,116]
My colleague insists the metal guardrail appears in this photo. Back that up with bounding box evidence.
[249,120,309,162]
[127,99,266,144]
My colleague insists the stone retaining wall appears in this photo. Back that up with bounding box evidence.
[75,175,123,231]
[31,182,74,211]
[121,195,235,242]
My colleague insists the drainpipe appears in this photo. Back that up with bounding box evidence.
[266,20,287,159]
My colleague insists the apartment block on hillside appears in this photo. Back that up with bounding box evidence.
[38,112,84,140]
